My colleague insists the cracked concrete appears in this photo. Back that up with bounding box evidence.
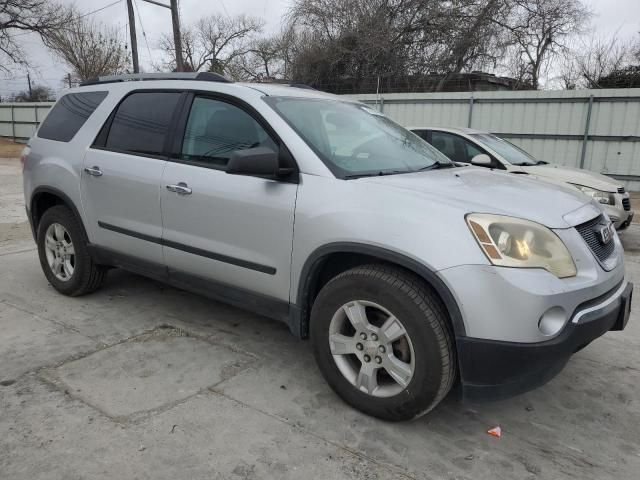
[1,157,639,479]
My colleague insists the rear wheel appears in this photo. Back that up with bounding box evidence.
[37,205,106,296]
[310,265,455,421]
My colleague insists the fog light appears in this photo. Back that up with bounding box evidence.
[538,307,567,336]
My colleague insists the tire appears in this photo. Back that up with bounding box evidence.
[310,264,456,421]
[36,205,106,296]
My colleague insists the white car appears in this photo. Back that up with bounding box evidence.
[411,127,634,230]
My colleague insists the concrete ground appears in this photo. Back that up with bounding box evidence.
[1,157,639,480]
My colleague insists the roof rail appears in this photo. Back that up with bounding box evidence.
[80,72,233,86]
[287,83,317,90]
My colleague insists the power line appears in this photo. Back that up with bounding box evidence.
[77,0,124,20]
[133,0,154,62]
[8,0,123,38]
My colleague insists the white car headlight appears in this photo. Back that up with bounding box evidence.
[571,184,615,205]
[466,214,577,278]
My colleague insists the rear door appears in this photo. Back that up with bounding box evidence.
[81,90,183,266]
[160,94,298,302]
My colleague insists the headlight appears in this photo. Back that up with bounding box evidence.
[571,184,615,205]
[466,214,577,278]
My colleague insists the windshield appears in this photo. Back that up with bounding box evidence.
[265,97,452,178]
[471,133,540,166]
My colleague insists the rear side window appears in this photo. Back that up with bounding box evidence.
[37,91,108,142]
[105,92,181,156]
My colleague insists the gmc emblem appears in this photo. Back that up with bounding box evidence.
[597,223,613,245]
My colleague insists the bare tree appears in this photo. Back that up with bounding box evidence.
[281,0,517,92]
[227,36,287,81]
[553,52,580,89]
[11,84,53,101]
[574,34,632,88]
[433,0,510,90]
[284,0,445,89]
[633,32,640,63]
[43,15,130,82]
[496,0,592,89]
[158,14,263,76]
[0,0,72,73]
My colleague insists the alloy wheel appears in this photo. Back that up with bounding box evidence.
[328,300,415,397]
[44,222,75,281]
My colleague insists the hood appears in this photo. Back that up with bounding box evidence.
[361,166,596,229]
[521,164,621,192]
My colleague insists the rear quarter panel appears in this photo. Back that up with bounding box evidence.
[23,89,120,239]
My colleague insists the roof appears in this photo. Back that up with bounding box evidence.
[76,73,345,101]
[237,82,342,100]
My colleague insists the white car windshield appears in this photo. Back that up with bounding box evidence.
[471,133,542,166]
[266,97,452,178]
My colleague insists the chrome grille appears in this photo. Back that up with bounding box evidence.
[575,215,616,263]
[622,198,631,211]
[618,187,626,194]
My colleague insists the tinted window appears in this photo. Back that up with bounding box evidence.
[430,131,484,163]
[37,91,108,142]
[180,96,277,168]
[412,129,428,141]
[464,138,484,161]
[105,92,181,156]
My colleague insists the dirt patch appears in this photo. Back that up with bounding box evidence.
[0,221,31,245]
[0,138,24,159]
[630,192,640,224]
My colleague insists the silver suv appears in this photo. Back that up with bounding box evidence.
[22,73,631,421]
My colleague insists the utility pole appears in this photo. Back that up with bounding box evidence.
[170,0,184,72]
[141,0,183,72]
[27,73,32,98]
[126,0,140,73]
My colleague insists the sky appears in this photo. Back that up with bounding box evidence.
[2,0,640,99]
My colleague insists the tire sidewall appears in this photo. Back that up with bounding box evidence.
[311,269,451,421]
[37,207,88,295]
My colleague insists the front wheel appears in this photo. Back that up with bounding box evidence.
[310,265,456,421]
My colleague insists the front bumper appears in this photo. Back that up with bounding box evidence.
[603,194,633,230]
[457,281,632,401]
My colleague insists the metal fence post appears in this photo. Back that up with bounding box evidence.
[34,105,39,136]
[467,96,474,128]
[10,105,15,142]
[580,95,594,169]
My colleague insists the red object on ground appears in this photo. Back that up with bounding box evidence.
[487,426,502,438]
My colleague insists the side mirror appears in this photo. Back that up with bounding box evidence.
[471,153,492,167]
[226,146,279,177]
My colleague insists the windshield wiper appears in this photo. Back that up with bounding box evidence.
[416,162,455,172]
[344,170,407,179]
[536,160,548,165]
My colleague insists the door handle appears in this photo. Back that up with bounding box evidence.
[166,182,192,195]
[84,166,103,177]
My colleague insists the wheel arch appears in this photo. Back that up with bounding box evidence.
[293,243,466,340]
[30,186,86,240]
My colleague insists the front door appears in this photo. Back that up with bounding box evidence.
[160,95,297,302]
[81,91,182,265]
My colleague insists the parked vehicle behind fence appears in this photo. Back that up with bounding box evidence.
[22,73,631,421]
[411,127,634,230]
